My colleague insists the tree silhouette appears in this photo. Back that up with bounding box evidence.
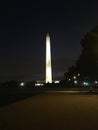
[66,26,98,81]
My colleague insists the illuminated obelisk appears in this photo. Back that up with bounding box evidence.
[46,34,52,83]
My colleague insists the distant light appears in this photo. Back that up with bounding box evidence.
[20,83,24,86]
[77,73,80,76]
[83,82,89,86]
[74,80,77,84]
[68,78,71,81]
[73,76,76,79]
[83,82,86,85]
[20,82,25,87]
[35,83,44,86]
[95,81,98,84]
[54,81,60,84]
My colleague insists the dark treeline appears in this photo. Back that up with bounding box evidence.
[0,80,98,89]
[65,26,98,82]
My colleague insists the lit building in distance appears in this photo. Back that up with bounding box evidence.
[46,34,52,83]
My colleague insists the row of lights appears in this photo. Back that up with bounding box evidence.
[74,81,98,86]
[68,73,98,86]
[20,81,98,86]
[20,80,60,87]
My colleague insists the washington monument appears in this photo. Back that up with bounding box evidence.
[46,34,52,83]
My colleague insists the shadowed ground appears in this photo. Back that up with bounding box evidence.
[0,93,98,130]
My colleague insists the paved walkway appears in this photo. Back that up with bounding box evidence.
[0,93,98,130]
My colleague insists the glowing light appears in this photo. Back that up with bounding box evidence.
[73,76,76,79]
[55,81,60,84]
[20,82,25,87]
[77,73,80,76]
[20,83,24,86]
[74,80,77,84]
[68,78,71,81]
[35,83,44,86]
[83,82,89,86]
[95,81,98,84]
[35,81,44,86]
[46,34,52,83]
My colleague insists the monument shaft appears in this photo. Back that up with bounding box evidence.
[46,34,52,83]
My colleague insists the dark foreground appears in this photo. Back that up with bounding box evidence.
[0,92,98,130]
[0,88,44,108]
[0,87,98,108]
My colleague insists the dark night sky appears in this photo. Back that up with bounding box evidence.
[0,0,98,82]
